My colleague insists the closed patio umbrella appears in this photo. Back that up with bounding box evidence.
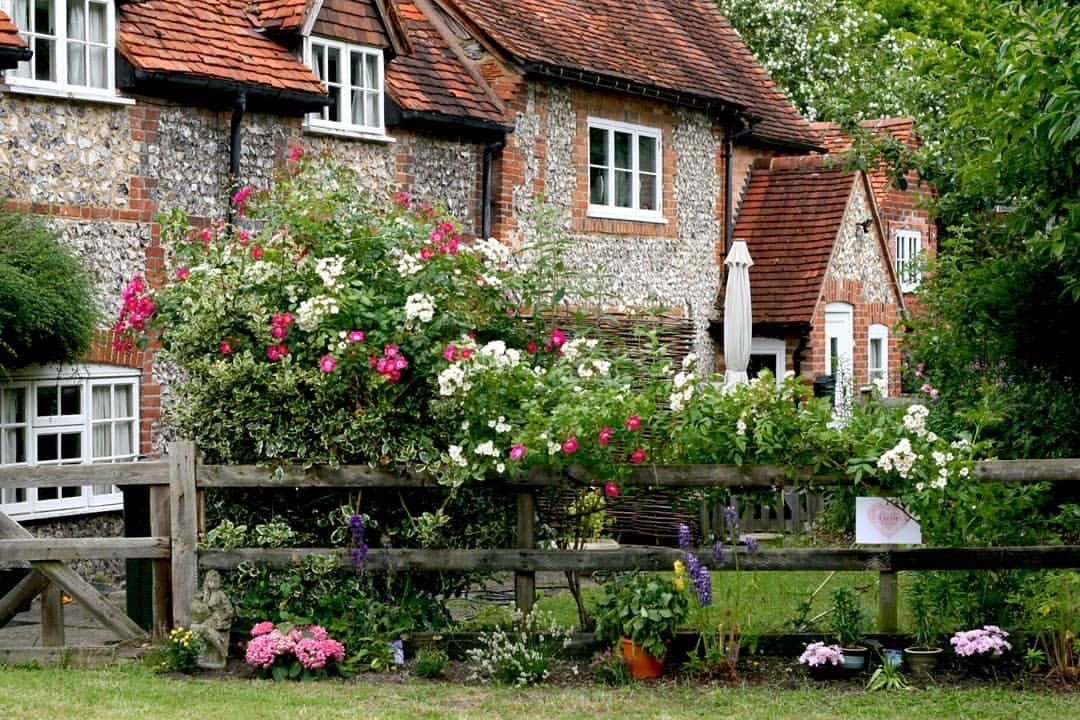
[723,240,754,387]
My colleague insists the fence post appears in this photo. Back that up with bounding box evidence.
[150,484,172,642]
[40,582,64,647]
[169,440,199,629]
[515,490,536,614]
[879,546,898,633]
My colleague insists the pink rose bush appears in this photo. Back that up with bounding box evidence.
[244,622,345,680]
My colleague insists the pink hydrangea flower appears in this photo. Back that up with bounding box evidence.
[251,621,275,637]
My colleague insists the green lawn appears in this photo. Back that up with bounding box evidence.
[0,665,1076,720]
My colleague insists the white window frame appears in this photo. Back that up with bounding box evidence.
[895,229,922,293]
[867,323,889,393]
[587,117,664,223]
[1,364,137,521]
[1,0,128,103]
[303,35,388,141]
[749,337,786,386]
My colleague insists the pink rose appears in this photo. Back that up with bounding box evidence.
[510,444,526,461]
[252,246,263,260]
[598,427,613,446]
[625,415,642,431]
[219,341,232,354]
[562,437,579,454]
[176,267,190,281]
[604,482,620,498]
[348,330,365,343]
[443,344,458,362]
[319,355,336,373]
[550,328,566,348]
[629,448,647,464]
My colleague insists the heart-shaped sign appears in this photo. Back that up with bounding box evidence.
[867,501,910,539]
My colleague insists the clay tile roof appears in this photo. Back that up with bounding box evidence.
[446,0,819,148]
[254,0,312,32]
[0,9,29,50]
[118,0,326,98]
[811,117,920,206]
[727,157,857,326]
[387,0,505,125]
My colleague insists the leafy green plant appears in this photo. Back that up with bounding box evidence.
[908,574,947,649]
[831,587,867,648]
[866,652,910,691]
[466,609,572,686]
[588,646,632,686]
[592,572,690,660]
[154,627,203,674]
[0,212,98,370]
[413,647,449,679]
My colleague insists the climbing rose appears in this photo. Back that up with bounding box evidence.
[319,355,336,373]
[629,448,647,464]
[625,415,642,431]
[219,341,232,354]
[176,267,189,281]
[604,482,620,498]
[510,444,526,461]
[562,437,579,454]
[597,427,613,446]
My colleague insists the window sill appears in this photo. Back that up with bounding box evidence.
[586,208,668,225]
[303,121,395,144]
[1,82,135,106]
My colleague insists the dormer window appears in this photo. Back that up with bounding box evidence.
[3,0,117,97]
[304,36,386,139]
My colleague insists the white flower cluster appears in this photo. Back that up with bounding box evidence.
[478,340,522,369]
[404,293,436,324]
[314,255,347,290]
[877,437,919,480]
[488,416,512,434]
[243,260,278,284]
[466,609,572,686]
[437,364,472,396]
[576,359,611,378]
[393,248,423,276]
[295,295,340,331]
[473,237,511,267]
[447,445,468,467]
[473,440,499,458]
[561,337,598,362]
[902,404,930,436]
[669,369,696,412]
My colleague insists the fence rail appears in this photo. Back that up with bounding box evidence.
[1,442,1079,655]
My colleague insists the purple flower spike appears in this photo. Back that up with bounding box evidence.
[712,541,725,566]
[678,523,693,551]
[745,536,759,553]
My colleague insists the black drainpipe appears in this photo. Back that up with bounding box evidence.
[481,134,507,239]
[228,92,247,223]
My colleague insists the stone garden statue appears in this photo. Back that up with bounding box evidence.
[189,569,234,670]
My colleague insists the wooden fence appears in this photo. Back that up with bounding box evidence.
[1,442,1079,660]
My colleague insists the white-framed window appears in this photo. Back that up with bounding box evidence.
[0,364,136,520]
[748,337,786,385]
[868,323,889,393]
[895,229,922,293]
[588,118,663,223]
[304,36,386,139]
[2,0,119,100]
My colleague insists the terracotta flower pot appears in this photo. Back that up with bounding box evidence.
[620,637,665,679]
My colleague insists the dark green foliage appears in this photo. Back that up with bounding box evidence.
[0,213,98,370]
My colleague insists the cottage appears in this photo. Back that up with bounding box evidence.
[0,1,907,528]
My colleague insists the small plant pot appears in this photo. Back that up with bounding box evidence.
[839,646,868,672]
[904,646,943,677]
[620,638,665,679]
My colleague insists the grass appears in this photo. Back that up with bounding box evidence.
[0,664,1077,720]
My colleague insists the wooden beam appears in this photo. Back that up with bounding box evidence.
[0,512,146,642]
[170,440,199,629]
[974,458,1080,484]
[41,582,64,647]
[150,485,172,642]
[196,463,440,488]
[0,461,168,489]
[0,647,119,667]
[515,490,536,614]
[0,537,169,562]
[198,544,1080,573]
[0,570,47,628]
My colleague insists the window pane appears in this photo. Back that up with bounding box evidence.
[870,338,882,369]
[34,0,54,34]
[365,53,379,90]
[589,127,607,166]
[60,385,81,415]
[365,90,378,128]
[311,45,324,79]
[614,169,632,208]
[89,45,106,87]
[351,88,366,126]
[38,487,58,500]
[351,50,366,89]
[37,432,58,461]
[115,385,132,417]
[327,85,342,122]
[92,386,110,419]
[3,388,26,423]
[613,131,631,170]
[14,0,30,27]
[589,166,607,204]
[37,386,58,417]
[61,485,81,498]
[3,428,26,464]
[68,42,87,85]
[93,423,110,458]
[60,431,81,460]
[68,1,86,41]
[325,47,340,84]
[89,1,107,43]
[639,173,656,211]
[638,136,656,173]
[114,421,133,457]
[34,37,55,81]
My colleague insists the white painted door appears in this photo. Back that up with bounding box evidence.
[825,303,854,411]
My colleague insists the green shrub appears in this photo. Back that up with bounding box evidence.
[0,213,97,369]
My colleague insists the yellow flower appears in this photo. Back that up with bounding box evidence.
[673,560,686,576]
[675,578,686,592]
